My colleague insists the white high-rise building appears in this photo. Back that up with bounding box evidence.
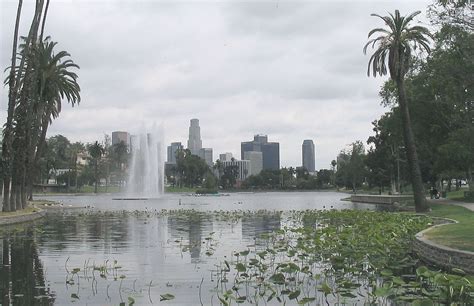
[219,152,233,161]
[244,151,263,176]
[187,119,202,155]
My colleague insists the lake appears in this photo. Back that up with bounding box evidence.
[0,191,381,305]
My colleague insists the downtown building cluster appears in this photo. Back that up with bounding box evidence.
[164,119,317,181]
[109,118,316,183]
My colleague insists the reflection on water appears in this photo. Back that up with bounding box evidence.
[0,228,54,305]
[0,192,382,305]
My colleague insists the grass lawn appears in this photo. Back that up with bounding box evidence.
[0,205,41,218]
[446,187,474,203]
[424,203,474,252]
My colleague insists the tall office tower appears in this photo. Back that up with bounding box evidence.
[302,139,315,173]
[244,151,263,176]
[241,134,280,170]
[219,152,233,161]
[112,131,130,147]
[187,119,202,155]
[199,148,213,167]
[167,142,183,164]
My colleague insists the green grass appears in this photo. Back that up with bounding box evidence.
[164,186,196,193]
[425,203,474,252]
[0,205,41,218]
[446,187,474,203]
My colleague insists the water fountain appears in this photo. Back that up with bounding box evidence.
[125,126,165,198]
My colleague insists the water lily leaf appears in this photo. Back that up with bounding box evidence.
[128,296,135,305]
[298,297,316,304]
[235,263,246,273]
[381,269,393,277]
[289,290,301,300]
[235,296,246,303]
[71,293,79,299]
[160,293,175,301]
[451,268,465,275]
[412,299,434,306]
[218,296,228,306]
[374,287,391,297]
[267,292,276,302]
[269,273,285,285]
[239,250,250,256]
[319,282,332,296]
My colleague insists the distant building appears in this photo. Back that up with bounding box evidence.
[222,159,251,181]
[302,139,315,173]
[199,148,213,167]
[112,131,130,147]
[167,142,183,164]
[187,119,202,155]
[241,134,280,170]
[244,151,263,176]
[219,152,233,161]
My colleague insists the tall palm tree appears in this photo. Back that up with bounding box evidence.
[88,141,104,193]
[3,0,23,212]
[28,37,81,199]
[364,10,432,212]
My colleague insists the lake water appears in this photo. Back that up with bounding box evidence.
[0,192,381,305]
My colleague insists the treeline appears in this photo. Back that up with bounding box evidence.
[339,2,473,197]
[1,0,81,212]
[30,134,129,193]
[242,168,334,190]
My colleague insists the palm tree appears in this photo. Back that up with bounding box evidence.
[88,141,104,193]
[28,37,81,199]
[2,0,23,212]
[364,10,432,212]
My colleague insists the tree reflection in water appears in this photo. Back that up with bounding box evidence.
[0,228,54,305]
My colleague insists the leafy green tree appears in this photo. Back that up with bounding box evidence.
[175,149,209,187]
[364,10,432,212]
[220,164,239,189]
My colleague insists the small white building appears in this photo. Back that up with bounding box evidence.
[221,159,251,181]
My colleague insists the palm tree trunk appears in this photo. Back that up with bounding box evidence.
[2,0,23,212]
[94,161,98,193]
[396,78,429,212]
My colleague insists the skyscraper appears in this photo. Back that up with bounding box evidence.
[244,151,263,176]
[112,131,130,147]
[199,148,213,167]
[167,142,183,164]
[241,134,280,170]
[187,119,202,155]
[302,139,315,173]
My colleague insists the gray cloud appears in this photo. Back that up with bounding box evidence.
[1,0,431,168]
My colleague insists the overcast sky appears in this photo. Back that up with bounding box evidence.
[1,0,431,169]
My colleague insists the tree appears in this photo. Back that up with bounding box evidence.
[220,164,239,189]
[2,0,80,210]
[2,0,23,212]
[88,141,104,193]
[364,10,432,212]
[110,141,128,188]
[68,141,85,192]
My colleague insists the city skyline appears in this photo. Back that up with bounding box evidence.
[0,0,431,169]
